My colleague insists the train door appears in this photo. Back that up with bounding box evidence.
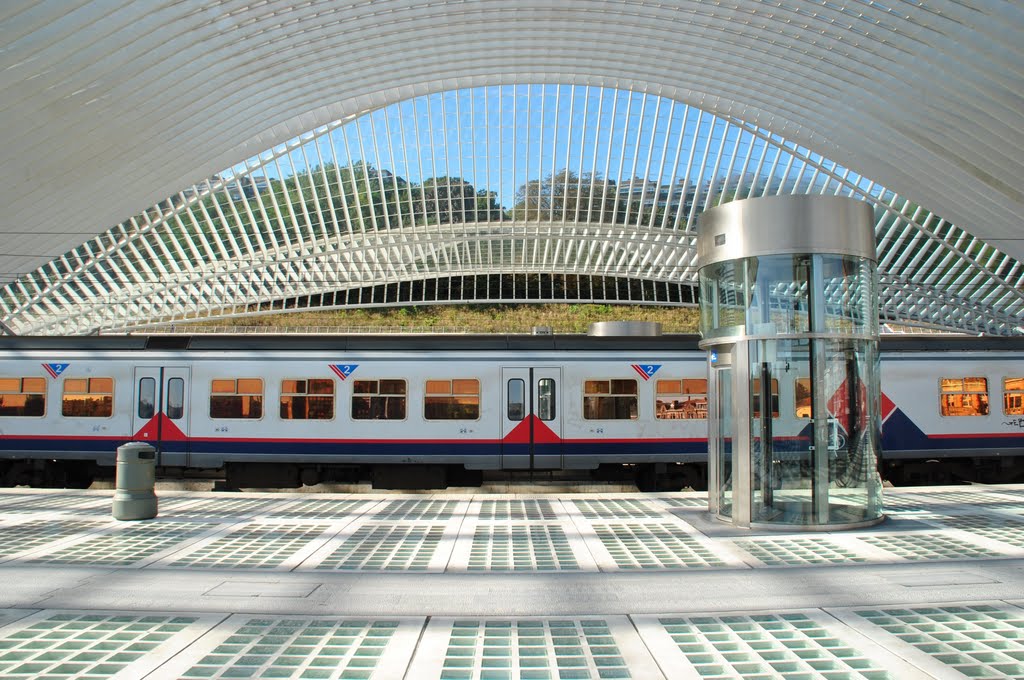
[500,367,562,470]
[131,367,191,466]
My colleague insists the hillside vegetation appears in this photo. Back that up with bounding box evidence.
[196,304,701,334]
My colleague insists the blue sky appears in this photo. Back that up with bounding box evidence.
[229,84,881,210]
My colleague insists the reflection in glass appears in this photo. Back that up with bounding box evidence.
[537,378,556,421]
[138,377,156,419]
[717,367,733,518]
[167,377,184,420]
[508,379,525,421]
[702,246,882,527]
[940,377,989,416]
[1005,377,1024,415]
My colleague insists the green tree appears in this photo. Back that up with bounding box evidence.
[510,170,618,222]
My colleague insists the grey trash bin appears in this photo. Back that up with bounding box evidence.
[112,442,158,520]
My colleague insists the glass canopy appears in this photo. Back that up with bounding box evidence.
[1,85,1020,336]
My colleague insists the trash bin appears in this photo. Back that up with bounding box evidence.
[112,442,158,520]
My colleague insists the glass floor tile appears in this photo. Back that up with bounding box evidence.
[0,494,108,515]
[928,514,1024,530]
[879,496,932,511]
[571,499,666,520]
[373,499,463,521]
[466,524,579,571]
[477,500,560,521]
[0,520,103,560]
[170,617,407,680]
[658,497,709,508]
[970,527,1024,549]
[165,498,287,518]
[265,499,372,520]
[593,523,727,569]
[26,521,215,566]
[166,523,331,569]
[312,523,448,571]
[856,533,1009,561]
[648,612,894,679]
[734,537,868,566]
[420,618,640,680]
[0,611,212,680]
[851,604,1024,679]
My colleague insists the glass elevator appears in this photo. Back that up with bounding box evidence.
[698,196,884,529]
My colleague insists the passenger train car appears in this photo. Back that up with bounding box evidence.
[0,334,1022,489]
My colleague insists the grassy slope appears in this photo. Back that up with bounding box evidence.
[200,304,701,334]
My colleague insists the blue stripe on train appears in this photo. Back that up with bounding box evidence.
[0,438,705,458]
[1,424,1020,460]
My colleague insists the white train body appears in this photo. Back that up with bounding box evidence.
[0,335,1021,488]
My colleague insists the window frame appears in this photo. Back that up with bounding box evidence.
[583,378,639,421]
[137,377,156,420]
[167,377,185,420]
[209,377,265,420]
[751,377,780,420]
[939,376,990,417]
[794,377,813,419]
[1003,377,1024,417]
[507,378,526,422]
[61,377,114,419]
[0,377,47,418]
[537,378,556,422]
[279,378,336,421]
[351,378,408,421]
[424,377,481,421]
[654,378,708,420]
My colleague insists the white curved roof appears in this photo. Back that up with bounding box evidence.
[1,1,1022,334]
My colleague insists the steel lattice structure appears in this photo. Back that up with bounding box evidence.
[1,85,1020,336]
[1,2,1021,336]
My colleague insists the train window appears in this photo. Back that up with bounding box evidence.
[167,378,184,420]
[210,378,264,419]
[507,379,525,421]
[1002,377,1024,416]
[940,377,989,416]
[751,378,780,419]
[138,378,156,419]
[0,377,46,417]
[425,378,480,420]
[537,378,556,421]
[655,379,708,419]
[352,379,406,420]
[583,379,638,420]
[62,377,113,418]
[280,378,335,420]
[795,378,812,418]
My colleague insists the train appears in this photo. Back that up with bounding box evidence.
[1,333,1022,490]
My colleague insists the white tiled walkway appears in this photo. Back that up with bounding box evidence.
[0,485,1022,678]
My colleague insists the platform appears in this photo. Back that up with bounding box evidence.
[0,485,1022,679]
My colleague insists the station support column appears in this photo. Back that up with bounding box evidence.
[697,195,884,529]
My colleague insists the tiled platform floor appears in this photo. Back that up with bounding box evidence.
[0,485,1022,678]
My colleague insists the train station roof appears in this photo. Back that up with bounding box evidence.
[0,1,1021,335]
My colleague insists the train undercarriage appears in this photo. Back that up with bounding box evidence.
[3,456,1022,491]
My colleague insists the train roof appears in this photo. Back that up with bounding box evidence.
[0,333,1022,353]
[0,333,703,352]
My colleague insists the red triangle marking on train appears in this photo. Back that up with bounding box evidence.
[132,414,188,441]
[503,418,533,444]
[531,417,561,443]
[501,415,562,443]
[880,391,897,422]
